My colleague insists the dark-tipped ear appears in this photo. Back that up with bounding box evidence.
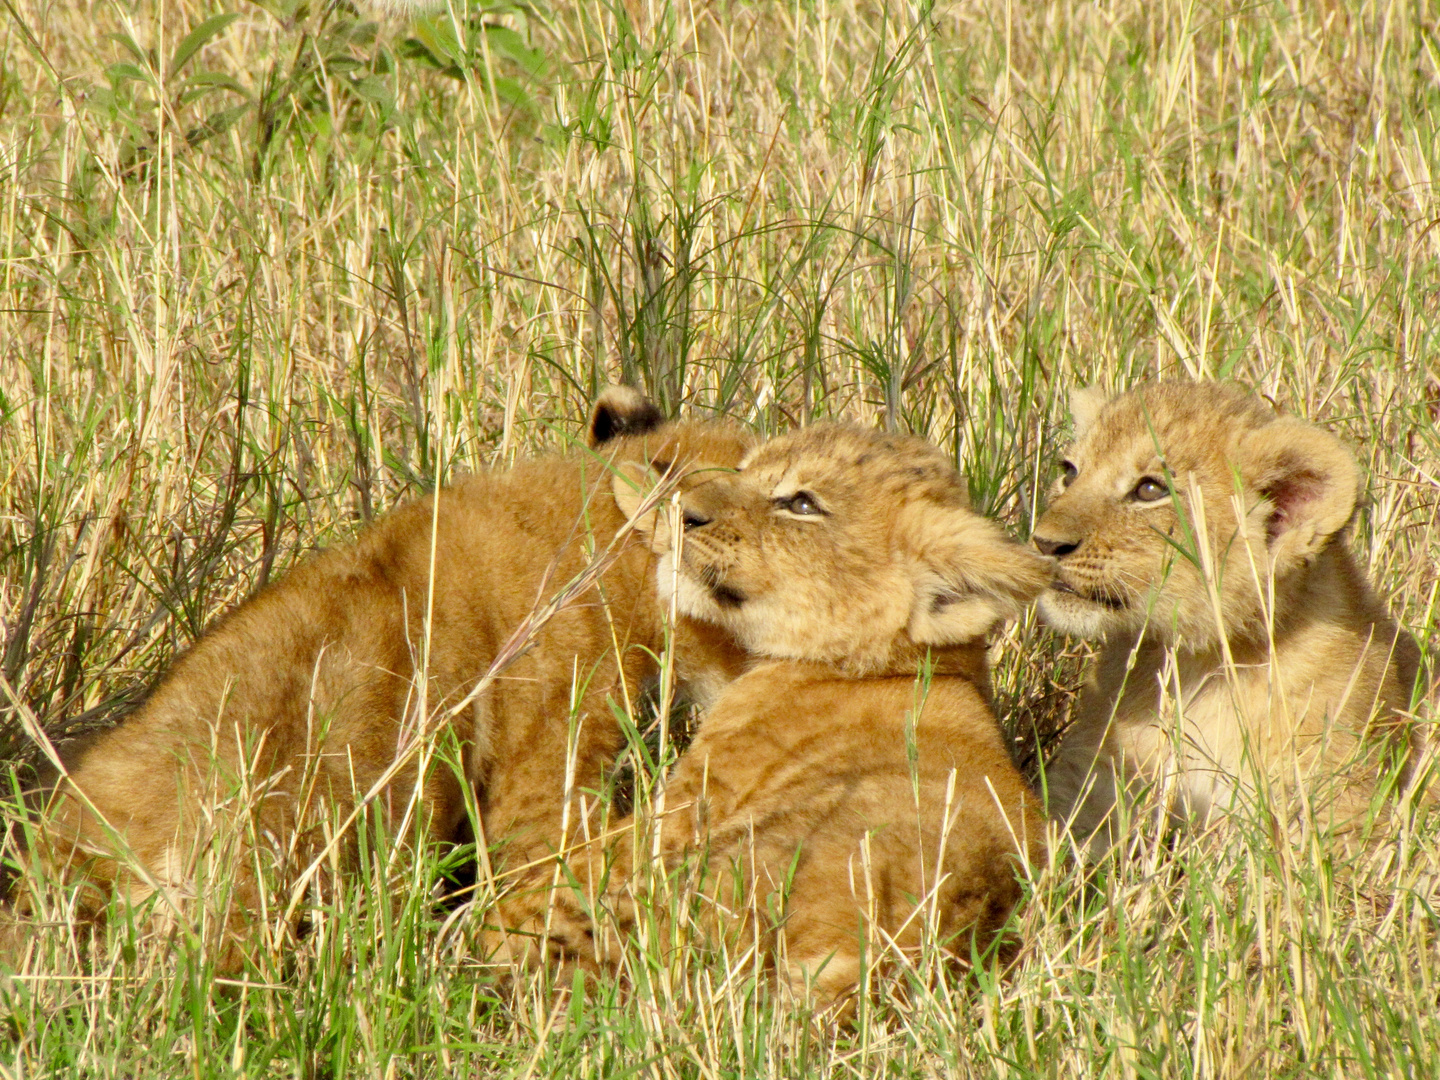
[589,386,665,448]
[905,507,1055,645]
[1069,385,1109,437]
[1239,417,1359,563]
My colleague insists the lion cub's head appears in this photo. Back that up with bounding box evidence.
[619,425,1052,674]
[1033,380,1362,647]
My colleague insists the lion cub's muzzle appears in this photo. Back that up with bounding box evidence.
[672,484,750,608]
[1032,534,1080,559]
[1049,577,1127,610]
[1032,505,1131,612]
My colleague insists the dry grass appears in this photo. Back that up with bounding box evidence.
[1,0,1437,1075]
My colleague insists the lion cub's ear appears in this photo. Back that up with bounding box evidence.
[611,463,665,542]
[1069,385,1110,437]
[590,386,665,448]
[1238,417,1359,565]
[905,506,1055,645]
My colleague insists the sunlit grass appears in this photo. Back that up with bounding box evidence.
[1,0,1436,1075]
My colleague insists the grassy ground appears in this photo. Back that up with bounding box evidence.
[1,0,1437,1075]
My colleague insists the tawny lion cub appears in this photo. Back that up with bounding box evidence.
[16,389,751,968]
[609,425,1051,1012]
[1035,381,1426,850]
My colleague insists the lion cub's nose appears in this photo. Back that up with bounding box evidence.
[1033,535,1079,558]
[682,508,712,530]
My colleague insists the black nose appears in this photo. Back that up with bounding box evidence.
[1033,535,1079,558]
[682,508,712,530]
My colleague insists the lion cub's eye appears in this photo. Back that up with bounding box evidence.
[1131,477,1169,502]
[1060,461,1078,488]
[775,491,825,516]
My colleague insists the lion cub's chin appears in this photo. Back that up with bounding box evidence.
[654,550,731,626]
[1036,587,1133,640]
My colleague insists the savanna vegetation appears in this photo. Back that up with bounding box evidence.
[0,0,1436,1075]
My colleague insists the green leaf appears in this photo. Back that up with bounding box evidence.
[106,32,150,67]
[350,75,392,106]
[185,104,250,147]
[84,85,119,116]
[399,36,446,72]
[485,25,544,77]
[177,71,248,107]
[182,71,247,92]
[105,62,151,88]
[410,18,463,68]
[491,74,532,110]
[169,13,242,77]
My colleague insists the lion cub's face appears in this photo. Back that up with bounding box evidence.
[637,425,1051,673]
[1033,381,1361,647]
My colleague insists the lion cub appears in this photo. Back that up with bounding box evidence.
[1035,381,1426,850]
[15,389,751,968]
[600,425,1051,1013]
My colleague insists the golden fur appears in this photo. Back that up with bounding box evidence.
[1035,381,1426,850]
[13,389,752,968]
[561,426,1051,1013]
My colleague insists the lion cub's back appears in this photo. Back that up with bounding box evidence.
[106,454,629,740]
[57,454,644,859]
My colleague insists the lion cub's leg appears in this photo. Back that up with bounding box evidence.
[15,657,448,971]
[466,811,627,974]
[27,735,326,969]
[778,947,863,1021]
[1046,684,1181,855]
[1044,703,1125,845]
[460,648,639,970]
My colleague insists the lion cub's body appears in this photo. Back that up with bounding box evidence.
[599,425,1051,1011]
[651,652,1039,1008]
[26,393,751,964]
[1035,381,1425,849]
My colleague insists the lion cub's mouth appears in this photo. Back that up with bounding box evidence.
[1050,579,1127,610]
[696,563,747,609]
